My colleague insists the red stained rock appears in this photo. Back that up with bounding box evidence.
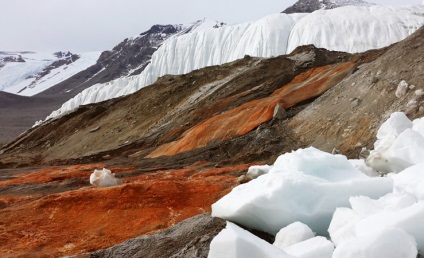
[0,164,242,257]
[0,195,41,208]
[148,62,355,158]
[0,165,136,187]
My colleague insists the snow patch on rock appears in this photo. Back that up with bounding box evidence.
[89,168,122,187]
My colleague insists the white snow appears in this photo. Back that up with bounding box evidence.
[212,147,392,235]
[328,207,363,246]
[354,199,424,251]
[209,112,424,258]
[45,5,424,122]
[395,80,409,98]
[89,168,122,187]
[208,222,292,258]
[273,222,315,249]
[348,159,379,177]
[332,227,417,258]
[391,163,424,201]
[366,112,424,173]
[349,193,417,217]
[283,236,334,258]
[0,52,100,96]
[246,165,272,179]
[328,164,424,255]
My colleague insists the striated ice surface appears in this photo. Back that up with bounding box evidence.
[45,5,424,122]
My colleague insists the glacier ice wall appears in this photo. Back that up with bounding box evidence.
[46,5,424,121]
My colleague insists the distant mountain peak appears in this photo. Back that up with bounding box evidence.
[282,0,374,14]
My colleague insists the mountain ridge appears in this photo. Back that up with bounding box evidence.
[282,0,374,14]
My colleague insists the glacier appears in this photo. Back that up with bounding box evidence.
[45,5,424,121]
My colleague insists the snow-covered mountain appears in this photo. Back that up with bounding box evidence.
[0,51,100,96]
[282,0,374,14]
[0,19,223,99]
[81,18,225,84]
[46,5,424,122]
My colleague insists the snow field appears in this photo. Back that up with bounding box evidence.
[209,112,424,257]
[0,52,100,96]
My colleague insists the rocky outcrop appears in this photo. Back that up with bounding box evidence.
[85,214,225,258]
[22,53,81,93]
[288,25,424,157]
[282,0,373,14]
[1,55,25,64]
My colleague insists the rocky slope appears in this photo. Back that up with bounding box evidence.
[282,0,373,14]
[0,24,422,257]
[0,45,360,167]
[0,20,219,145]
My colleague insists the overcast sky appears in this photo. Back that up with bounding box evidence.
[0,0,422,52]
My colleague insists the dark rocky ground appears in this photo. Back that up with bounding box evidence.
[82,214,226,258]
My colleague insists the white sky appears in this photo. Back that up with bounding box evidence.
[0,0,422,52]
